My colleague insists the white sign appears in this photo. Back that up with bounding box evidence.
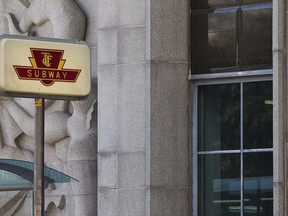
[0,35,90,99]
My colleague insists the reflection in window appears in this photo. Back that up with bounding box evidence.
[198,84,240,151]
[197,81,273,216]
[191,2,272,74]
[241,4,272,67]
[244,153,273,215]
[243,81,272,149]
[198,154,241,216]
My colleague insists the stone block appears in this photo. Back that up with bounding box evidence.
[117,63,148,152]
[117,0,146,27]
[150,62,189,188]
[98,0,145,28]
[150,0,189,62]
[118,152,146,188]
[98,65,119,152]
[98,64,149,152]
[98,29,118,65]
[98,153,117,189]
[118,27,146,64]
[150,188,190,216]
[118,189,146,216]
[98,189,117,216]
[97,0,119,28]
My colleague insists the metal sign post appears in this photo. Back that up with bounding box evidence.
[34,98,45,216]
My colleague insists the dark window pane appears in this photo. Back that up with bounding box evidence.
[191,0,237,9]
[191,1,209,10]
[192,8,238,74]
[208,8,238,70]
[191,0,272,9]
[198,84,240,151]
[242,0,272,4]
[244,152,273,215]
[198,154,241,216]
[209,0,237,7]
[191,9,209,73]
[243,81,272,149]
[191,2,272,74]
[241,4,272,69]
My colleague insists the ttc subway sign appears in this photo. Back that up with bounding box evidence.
[0,35,90,99]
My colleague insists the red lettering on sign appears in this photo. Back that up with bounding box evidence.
[14,48,81,86]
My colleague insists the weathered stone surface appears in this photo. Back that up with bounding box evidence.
[0,0,191,216]
[97,1,191,216]
[0,1,97,215]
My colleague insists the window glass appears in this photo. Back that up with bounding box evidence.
[244,152,273,215]
[209,0,238,7]
[198,84,240,151]
[192,8,238,73]
[209,7,238,70]
[191,0,237,9]
[197,81,273,216]
[191,10,209,73]
[241,4,272,68]
[198,154,240,216]
[242,0,271,4]
[243,81,272,149]
[191,2,272,74]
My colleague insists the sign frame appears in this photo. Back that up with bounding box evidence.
[0,34,91,100]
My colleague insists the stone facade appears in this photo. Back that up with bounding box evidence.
[0,0,192,215]
[98,0,190,215]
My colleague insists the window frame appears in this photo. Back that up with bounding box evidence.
[191,69,273,216]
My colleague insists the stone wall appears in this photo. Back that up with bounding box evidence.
[0,0,191,215]
[97,0,191,215]
[97,0,149,214]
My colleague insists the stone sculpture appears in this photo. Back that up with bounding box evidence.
[19,0,86,39]
[0,0,96,215]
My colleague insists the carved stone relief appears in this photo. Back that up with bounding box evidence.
[0,1,96,215]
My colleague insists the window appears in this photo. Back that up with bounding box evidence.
[191,0,273,215]
[193,78,273,216]
[191,1,272,74]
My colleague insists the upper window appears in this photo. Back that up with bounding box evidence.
[191,1,272,74]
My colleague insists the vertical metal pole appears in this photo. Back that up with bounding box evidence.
[34,98,45,216]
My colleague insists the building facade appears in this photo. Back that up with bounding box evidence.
[0,0,285,215]
[98,0,283,215]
